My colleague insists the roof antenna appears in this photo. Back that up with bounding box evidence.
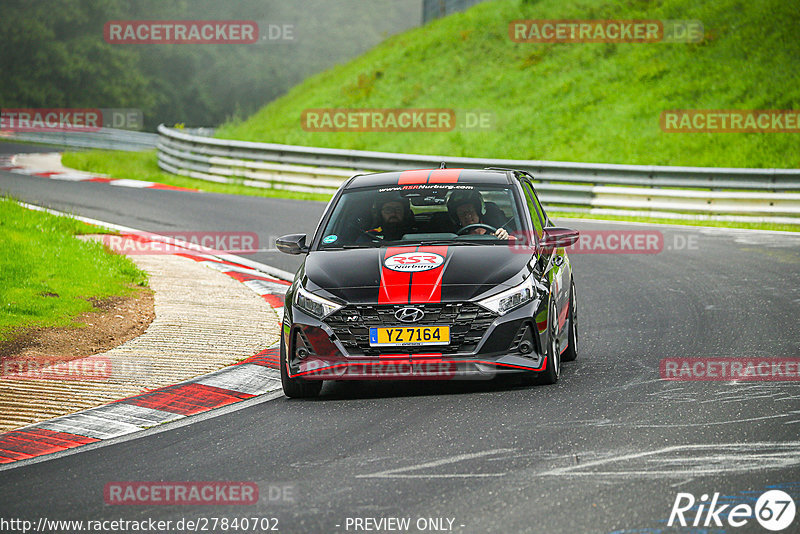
[439,162,447,169]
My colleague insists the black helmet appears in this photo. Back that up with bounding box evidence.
[373,192,413,220]
[447,190,484,223]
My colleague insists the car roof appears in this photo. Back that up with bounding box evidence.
[345,168,512,189]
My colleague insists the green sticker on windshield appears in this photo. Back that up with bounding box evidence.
[322,235,338,244]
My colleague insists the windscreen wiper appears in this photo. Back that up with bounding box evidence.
[321,244,377,250]
[414,240,482,246]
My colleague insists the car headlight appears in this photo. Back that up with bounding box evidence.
[477,275,539,315]
[294,286,343,319]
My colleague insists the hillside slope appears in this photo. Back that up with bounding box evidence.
[217,0,799,168]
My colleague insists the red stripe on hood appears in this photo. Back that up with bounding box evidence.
[428,169,461,183]
[378,247,414,304]
[409,245,449,303]
[398,169,431,184]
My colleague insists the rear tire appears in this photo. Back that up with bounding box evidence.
[561,279,578,362]
[280,330,323,398]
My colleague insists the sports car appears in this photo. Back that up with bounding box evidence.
[276,167,579,397]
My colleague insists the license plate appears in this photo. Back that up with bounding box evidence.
[369,326,450,347]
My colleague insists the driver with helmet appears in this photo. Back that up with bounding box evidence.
[364,193,417,241]
[447,190,513,240]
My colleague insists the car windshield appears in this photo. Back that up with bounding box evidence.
[317,183,522,249]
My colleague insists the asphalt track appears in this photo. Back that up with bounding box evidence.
[2,143,800,533]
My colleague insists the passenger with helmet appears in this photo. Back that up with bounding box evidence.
[365,193,417,241]
[447,190,514,239]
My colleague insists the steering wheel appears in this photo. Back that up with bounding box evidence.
[457,223,497,236]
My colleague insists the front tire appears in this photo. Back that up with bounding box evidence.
[536,298,561,385]
[280,330,323,398]
[520,298,561,386]
[561,279,578,362]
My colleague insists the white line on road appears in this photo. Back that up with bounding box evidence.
[357,448,516,479]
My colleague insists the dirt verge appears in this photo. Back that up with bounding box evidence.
[0,288,155,372]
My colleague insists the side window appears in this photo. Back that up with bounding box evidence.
[521,180,545,241]
[530,186,549,226]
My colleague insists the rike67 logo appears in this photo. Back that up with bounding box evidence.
[668,490,796,531]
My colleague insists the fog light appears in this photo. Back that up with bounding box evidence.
[294,328,314,360]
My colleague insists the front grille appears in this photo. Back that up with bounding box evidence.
[325,303,497,355]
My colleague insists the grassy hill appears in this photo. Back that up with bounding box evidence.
[216,0,800,168]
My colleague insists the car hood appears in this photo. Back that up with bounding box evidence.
[303,245,531,304]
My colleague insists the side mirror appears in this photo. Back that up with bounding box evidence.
[540,227,579,249]
[276,234,309,255]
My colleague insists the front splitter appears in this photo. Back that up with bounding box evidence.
[293,354,546,380]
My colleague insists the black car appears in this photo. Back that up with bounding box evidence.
[276,167,579,397]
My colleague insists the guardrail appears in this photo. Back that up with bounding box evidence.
[2,127,158,151]
[157,124,800,224]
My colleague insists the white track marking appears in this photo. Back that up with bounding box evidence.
[357,448,516,479]
[540,442,800,478]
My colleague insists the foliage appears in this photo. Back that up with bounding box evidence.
[217,0,800,168]
[0,0,420,130]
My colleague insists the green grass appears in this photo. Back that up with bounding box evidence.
[217,0,799,168]
[0,197,149,344]
[61,150,331,202]
[0,137,63,148]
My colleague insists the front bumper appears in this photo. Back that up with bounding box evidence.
[284,299,549,381]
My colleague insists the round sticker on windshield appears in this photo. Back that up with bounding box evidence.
[322,235,338,244]
[384,252,445,272]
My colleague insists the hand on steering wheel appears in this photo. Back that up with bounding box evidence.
[457,223,515,239]
[456,223,497,235]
